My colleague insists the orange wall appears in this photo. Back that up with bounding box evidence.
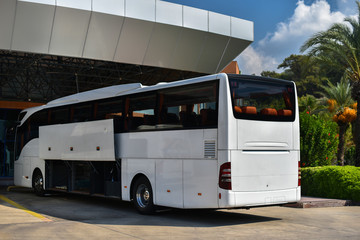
[221,61,240,74]
[0,101,44,110]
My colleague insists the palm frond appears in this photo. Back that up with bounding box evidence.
[300,3,360,82]
[320,75,354,110]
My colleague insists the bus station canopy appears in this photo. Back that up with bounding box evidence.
[0,0,253,74]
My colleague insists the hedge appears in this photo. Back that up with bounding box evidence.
[300,112,338,167]
[301,166,360,202]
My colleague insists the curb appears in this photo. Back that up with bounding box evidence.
[284,196,356,208]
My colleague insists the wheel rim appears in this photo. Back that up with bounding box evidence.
[34,174,43,192]
[135,184,150,208]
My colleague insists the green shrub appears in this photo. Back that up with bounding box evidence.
[300,111,339,167]
[301,166,360,202]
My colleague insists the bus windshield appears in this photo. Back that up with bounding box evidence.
[229,76,296,121]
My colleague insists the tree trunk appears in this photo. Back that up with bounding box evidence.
[355,101,360,166]
[351,81,360,167]
[337,123,349,166]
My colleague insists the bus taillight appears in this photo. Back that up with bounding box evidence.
[298,161,301,186]
[219,162,231,190]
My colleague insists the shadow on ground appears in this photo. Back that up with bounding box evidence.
[0,187,280,227]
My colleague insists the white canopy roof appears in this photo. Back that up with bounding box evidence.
[0,0,253,73]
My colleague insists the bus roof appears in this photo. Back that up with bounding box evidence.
[47,83,143,106]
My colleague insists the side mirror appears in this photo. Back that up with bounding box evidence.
[6,126,16,137]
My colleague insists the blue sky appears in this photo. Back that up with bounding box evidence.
[164,0,357,74]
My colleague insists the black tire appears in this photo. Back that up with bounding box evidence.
[132,176,155,214]
[32,169,45,197]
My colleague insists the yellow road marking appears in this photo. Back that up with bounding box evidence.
[6,186,24,192]
[0,195,52,222]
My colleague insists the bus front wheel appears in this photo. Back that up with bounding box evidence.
[132,176,155,214]
[32,169,45,197]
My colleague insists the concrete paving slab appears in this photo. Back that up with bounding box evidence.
[1,187,360,239]
[285,196,354,208]
[0,204,44,224]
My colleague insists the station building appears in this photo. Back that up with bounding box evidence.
[0,0,253,181]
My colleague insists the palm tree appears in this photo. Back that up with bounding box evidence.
[298,94,321,114]
[321,77,355,165]
[301,0,360,166]
[321,78,354,108]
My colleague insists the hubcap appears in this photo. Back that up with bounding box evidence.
[136,184,150,208]
[143,190,150,201]
[35,175,43,191]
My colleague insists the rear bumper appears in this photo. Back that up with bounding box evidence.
[218,187,301,208]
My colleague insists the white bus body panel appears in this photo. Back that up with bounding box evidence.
[183,159,218,208]
[218,188,300,208]
[156,159,183,208]
[116,129,215,159]
[232,119,298,193]
[118,128,219,208]
[237,120,294,150]
[217,74,236,151]
[122,158,219,209]
[39,119,115,161]
[231,150,298,192]
[14,139,45,188]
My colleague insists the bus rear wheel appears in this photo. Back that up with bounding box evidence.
[132,176,155,214]
[32,169,45,197]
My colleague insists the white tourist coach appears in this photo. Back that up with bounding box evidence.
[14,73,301,214]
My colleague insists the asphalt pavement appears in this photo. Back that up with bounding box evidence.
[0,187,359,239]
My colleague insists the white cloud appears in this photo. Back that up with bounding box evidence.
[235,46,278,75]
[237,0,347,74]
[264,0,344,44]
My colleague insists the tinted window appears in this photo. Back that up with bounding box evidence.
[229,77,295,121]
[29,110,48,139]
[95,99,123,132]
[95,99,122,120]
[125,94,156,131]
[15,110,48,160]
[15,123,25,160]
[158,81,218,129]
[50,107,69,124]
[71,104,93,122]
[18,112,26,122]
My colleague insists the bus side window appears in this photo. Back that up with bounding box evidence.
[15,113,44,160]
[160,81,218,129]
[71,104,93,123]
[29,110,48,139]
[200,108,217,126]
[50,107,69,125]
[15,124,25,160]
[126,94,156,131]
[179,104,197,127]
[94,99,123,133]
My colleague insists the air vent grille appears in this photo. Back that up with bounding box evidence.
[204,140,216,158]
